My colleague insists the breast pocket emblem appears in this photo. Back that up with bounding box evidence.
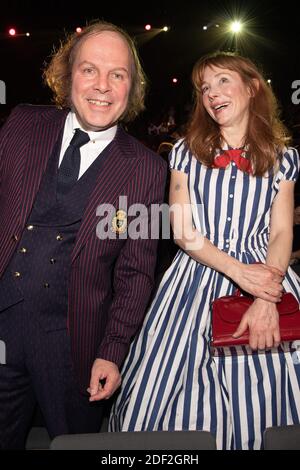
[111,210,127,234]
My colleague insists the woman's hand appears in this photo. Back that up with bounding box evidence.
[232,298,281,350]
[230,263,284,302]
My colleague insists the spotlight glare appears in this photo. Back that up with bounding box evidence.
[26,32,30,37]
[145,24,151,31]
[9,28,16,36]
[230,21,242,33]
[172,78,178,84]
[76,27,82,33]
[203,25,208,30]
[162,26,169,32]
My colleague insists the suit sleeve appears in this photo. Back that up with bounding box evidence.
[0,105,25,192]
[96,159,167,366]
[0,104,26,196]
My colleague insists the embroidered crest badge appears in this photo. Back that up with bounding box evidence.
[111,209,127,234]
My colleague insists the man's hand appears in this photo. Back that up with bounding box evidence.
[87,358,121,402]
[232,298,281,350]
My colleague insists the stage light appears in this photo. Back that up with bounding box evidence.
[172,78,178,84]
[76,27,82,33]
[203,25,208,31]
[9,28,16,36]
[162,26,169,32]
[145,24,151,31]
[267,79,272,84]
[230,21,243,33]
[26,32,30,37]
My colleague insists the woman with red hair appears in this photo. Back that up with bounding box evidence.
[110,52,300,450]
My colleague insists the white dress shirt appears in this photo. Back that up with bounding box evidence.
[58,111,117,179]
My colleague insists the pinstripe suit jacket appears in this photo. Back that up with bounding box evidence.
[0,104,167,389]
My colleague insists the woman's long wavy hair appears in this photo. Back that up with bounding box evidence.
[43,21,147,123]
[185,52,290,176]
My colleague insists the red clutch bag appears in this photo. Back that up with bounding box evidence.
[211,291,300,348]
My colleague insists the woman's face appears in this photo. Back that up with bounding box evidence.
[201,65,252,132]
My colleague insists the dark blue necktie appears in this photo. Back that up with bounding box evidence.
[57,128,90,197]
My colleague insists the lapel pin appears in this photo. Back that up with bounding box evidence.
[111,209,127,234]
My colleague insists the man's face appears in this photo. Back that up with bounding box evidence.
[71,31,132,131]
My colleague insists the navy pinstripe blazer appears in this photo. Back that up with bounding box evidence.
[0,104,167,389]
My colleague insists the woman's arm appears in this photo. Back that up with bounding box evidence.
[233,180,295,349]
[266,180,294,272]
[169,170,283,302]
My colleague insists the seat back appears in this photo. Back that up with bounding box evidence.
[263,425,300,450]
[50,430,216,450]
[26,427,51,450]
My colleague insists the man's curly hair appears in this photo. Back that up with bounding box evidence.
[43,21,147,123]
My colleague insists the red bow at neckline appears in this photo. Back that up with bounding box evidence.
[213,148,252,174]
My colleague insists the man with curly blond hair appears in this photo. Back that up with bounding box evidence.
[0,21,166,448]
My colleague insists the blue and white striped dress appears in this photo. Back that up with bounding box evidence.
[109,140,300,449]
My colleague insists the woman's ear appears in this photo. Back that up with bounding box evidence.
[248,78,259,97]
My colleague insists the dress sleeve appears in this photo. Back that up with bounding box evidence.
[168,139,191,174]
[273,147,300,192]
